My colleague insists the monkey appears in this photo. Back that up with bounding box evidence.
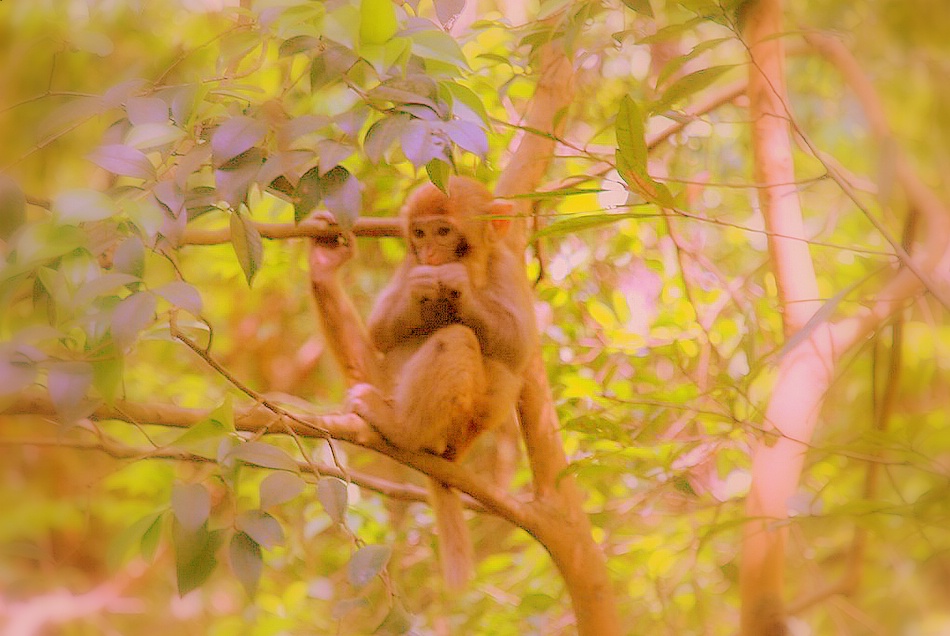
[345,175,537,589]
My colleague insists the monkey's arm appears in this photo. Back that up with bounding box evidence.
[435,256,536,369]
[309,238,382,386]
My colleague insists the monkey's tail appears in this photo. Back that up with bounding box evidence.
[428,479,474,590]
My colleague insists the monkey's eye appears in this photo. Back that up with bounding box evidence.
[413,228,425,239]
[436,226,451,237]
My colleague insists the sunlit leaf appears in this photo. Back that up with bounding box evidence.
[359,0,398,45]
[53,189,114,224]
[236,510,284,549]
[89,144,155,179]
[229,441,299,472]
[47,361,94,420]
[347,544,391,588]
[125,122,186,150]
[172,482,211,532]
[442,82,492,128]
[409,29,469,68]
[73,273,138,308]
[229,532,262,597]
[317,477,348,524]
[126,97,169,125]
[212,116,266,167]
[230,208,264,286]
[154,281,203,315]
[434,0,465,28]
[317,140,355,176]
[111,291,157,349]
[260,472,307,509]
[444,120,488,156]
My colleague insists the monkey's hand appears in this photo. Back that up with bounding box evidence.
[308,234,354,285]
[346,383,399,445]
[434,262,472,304]
[407,265,441,304]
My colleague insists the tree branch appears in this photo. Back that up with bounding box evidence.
[181,217,401,246]
[2,391,528,526]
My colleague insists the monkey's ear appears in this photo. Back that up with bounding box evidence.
[489,200,513,237]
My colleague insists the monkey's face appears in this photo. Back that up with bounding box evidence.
[408,215,471,265]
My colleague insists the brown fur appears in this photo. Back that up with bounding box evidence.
[349,176,536,588]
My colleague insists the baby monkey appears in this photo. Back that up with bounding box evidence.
[349,176,536,588]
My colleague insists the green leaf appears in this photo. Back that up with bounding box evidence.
[656,37,731,88]
[279,35,319,58]
[260,472,307,509]
[651,65,735,113]
[294,166,361,228]
[410,29,469,68]
[236,510,284,549]
[113,236,146,278]
[0,175,26,240]
[317,477,348,524]
[229,532,263,597]
[108,512,163,569]
[374,601,412,634]
[347,544,391,588]
[425,159,451,194]
[53,189,114,224]
[173,521,222,595]
[621,0,654,17]
[91,342,123,404]
[170,398,235,455]
[442,82,492,129]
[531,212,650,241]
[616,95,647,176]
[172,483,211,532]
[311,43,360,90]
[229,441,300,472]
[230,208,263,286]
[363,114,412,164]
[360,0,398,45]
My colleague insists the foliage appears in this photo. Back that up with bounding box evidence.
[1,0,949,634]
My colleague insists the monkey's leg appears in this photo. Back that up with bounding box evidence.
[394,325,483,589]
[393,324,485,456]
[449,360,521,460]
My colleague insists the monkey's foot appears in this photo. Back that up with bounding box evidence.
[346,383,398,444]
